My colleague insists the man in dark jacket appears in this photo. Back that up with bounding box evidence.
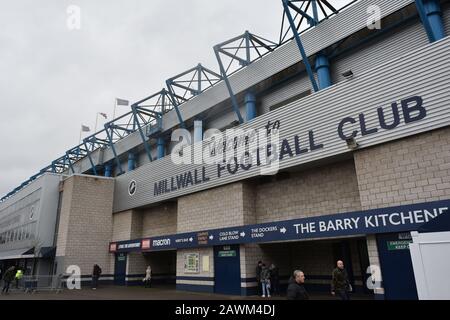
[255,261,263,296]
[1,266,16,294]
[331,260,351,300]
[92,264,102,290]
[287,270,309,300]
[269,264,280,296]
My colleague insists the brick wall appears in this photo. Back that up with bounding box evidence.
[256,160,362,223]
[176,247,214,289]
[55,175,114,275]
[177,182,255,233]
[141,203,177,238]
[354,127,450,210]
[112,210,142,242]
[127,252,147,276]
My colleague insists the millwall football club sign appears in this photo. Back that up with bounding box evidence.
[152,95,427,198]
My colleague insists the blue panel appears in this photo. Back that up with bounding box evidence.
[176,284,214,293]
[214,245,241,295]
[376,233,418,300]
[114,253,127,286]
[110,200,450,253]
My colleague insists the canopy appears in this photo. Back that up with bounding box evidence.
[0,248,35,261]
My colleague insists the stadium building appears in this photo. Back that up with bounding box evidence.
[1,0,449,300]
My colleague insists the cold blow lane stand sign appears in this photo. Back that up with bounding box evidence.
[110,199,450,253]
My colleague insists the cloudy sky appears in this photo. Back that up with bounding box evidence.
[0,0,352,197]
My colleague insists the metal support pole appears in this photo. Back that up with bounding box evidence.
[128,152,136,171]
[424,0,445,41]
[83,140,98,176]
[157,137,165,159]
[315,52,332,90]
[132,105,153,162]
[165,80,186,129]
[65,151,75,174]
[104,163,113,177]
[416,0,446,42]
[104,124,124,175]
[214,49,245,124]
[281,0,319,92]
[194,120,203,143]
[311,0,319,25]
[245,91,257,121]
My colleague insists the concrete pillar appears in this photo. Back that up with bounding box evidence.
[245,92,257,122]
[315,53,332,90]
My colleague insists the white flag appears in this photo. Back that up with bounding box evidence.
[116,98,129,106]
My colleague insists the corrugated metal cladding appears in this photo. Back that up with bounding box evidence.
[260,17,431,114]
[445,3,450,33]
[160,0,414,129]
[113,36,450,213]
[74,0,415,174]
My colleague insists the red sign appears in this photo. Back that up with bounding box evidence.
[109,243,117,252]
[142,239,151,250]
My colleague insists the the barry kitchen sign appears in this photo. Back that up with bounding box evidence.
[109,199,449,253]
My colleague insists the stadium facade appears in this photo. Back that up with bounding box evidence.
[1,0,449,300]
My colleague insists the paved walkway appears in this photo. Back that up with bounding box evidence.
[0,285,374,300]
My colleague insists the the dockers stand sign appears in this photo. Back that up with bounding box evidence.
[110,199,449,253]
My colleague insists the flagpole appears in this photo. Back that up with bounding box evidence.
[113,99,117,120]
[95,113,99,132]
[78,127,82,145]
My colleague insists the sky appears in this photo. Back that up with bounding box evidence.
[0,0,353,197]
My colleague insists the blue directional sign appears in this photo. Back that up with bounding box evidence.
[109,199,450,253]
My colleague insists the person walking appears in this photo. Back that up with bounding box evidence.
[143,265,152,288]
[331,260,352,300]
[1,266,16,295]
[287,270,309,300]
[92,264,102,290]
[269,264,280,296]
[255,261,263,296]
[14,268,23,289]
[260,264,271,298]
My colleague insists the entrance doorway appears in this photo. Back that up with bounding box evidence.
[142,250,176,288]
[114,252,127,286]
[214,245,241,295]
[258,237,373,297]
[376,233,418,300]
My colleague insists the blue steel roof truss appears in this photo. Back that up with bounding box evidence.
[166,64,224,129]
[214,31,278,124]
[131,89,173,162]
[0,0,364,202]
